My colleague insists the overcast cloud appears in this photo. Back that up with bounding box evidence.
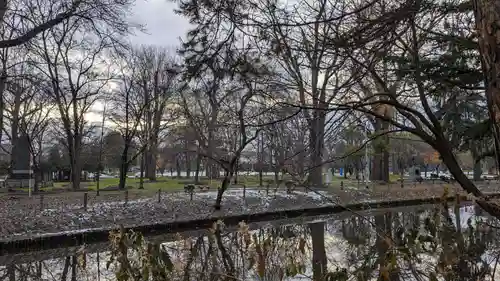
[86,0,191,123]
[129,0,191,47]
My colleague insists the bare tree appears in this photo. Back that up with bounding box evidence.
[18,97,53,191]
[181,62,281,209]
[133,46,180,181]
[109,56,149,190]
[0,0,136,149]
[182,81,265,209]
[249,0,357,187]
[2,61,53,190]
[29,15,116,189]
[0,0,136,49]
[0,2,29,154]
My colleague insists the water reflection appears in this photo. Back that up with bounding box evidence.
[1,202,499,281]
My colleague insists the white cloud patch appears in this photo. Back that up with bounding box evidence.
[129,0,192,47]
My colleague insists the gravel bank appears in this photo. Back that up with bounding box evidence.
[0,183,499,242]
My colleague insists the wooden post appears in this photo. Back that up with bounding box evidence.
[243,184,246,199]
[158,189,161,203]
[125,190,128,205]
[190,191,193,201]
[40,195,44,211]
[83,193,88,211]
[340,181,344,190]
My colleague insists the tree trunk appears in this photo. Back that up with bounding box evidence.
[209,163,219,179]
[207,108,220,179]
[297,141,306,179]
[258,133,264,187]
[383,143,389,181]
[214,170,233,210]
[33,165,40,192]
[473,159,482,181]
[473,0,500,173]
[392,153,399,174]
[233,159,238,184]
[9,88,20,171]
[307,114,325,187]
[371,152,381,181]
[71,256,77,281]
[37,261,42,279]
[118,163,128,190]
[176,155,182,178]
[371,119,389,182]
[399,158,404,182]
[139,152,145,189]
[61,256,71,281]
[186,150,191,178]
[68,135,82,190]
[259,169,263,187]
[71,157,81,190]
[118,145,129,189]
[274,169,280,190]
[195,153,201,183]
[310,222,327,281]
[437,141,483,197]
[0,75,5,158]
[145,148,156,181]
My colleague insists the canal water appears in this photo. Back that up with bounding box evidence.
[0,202,496,280]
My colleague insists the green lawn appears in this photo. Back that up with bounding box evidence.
[84,177,186,191]
[45,175,280,193]
[40,177,190,192]
[6,173,409,195]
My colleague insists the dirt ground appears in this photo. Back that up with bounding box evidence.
[0,180,496,210]
[0,180,498,241]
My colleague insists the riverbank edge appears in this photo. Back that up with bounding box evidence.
[1,192,498,255]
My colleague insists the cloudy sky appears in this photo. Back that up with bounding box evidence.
[85,0,191,123]
[129,0,191,47]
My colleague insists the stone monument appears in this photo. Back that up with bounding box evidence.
[324,168,331,186]
[6,134,32,188]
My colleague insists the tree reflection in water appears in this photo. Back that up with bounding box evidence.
[1,202,500,281]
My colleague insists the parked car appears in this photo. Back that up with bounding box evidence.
[89,173,115,179]
[132,172,165,178]
[483,174,498,180]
